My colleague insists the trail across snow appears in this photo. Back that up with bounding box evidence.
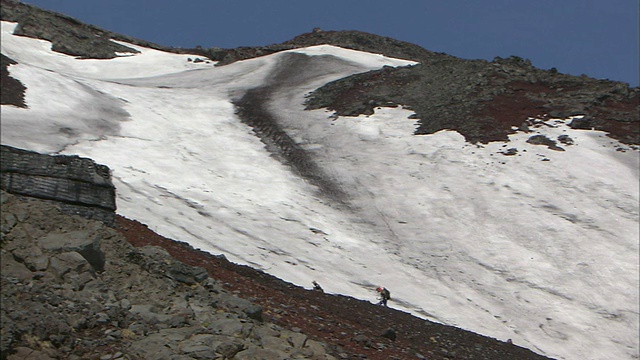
[2,21,639,360]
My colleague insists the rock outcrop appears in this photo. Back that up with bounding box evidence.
[0,54,25,108]
[0,191,337,359]
[304,56,639,145]
[0,0,138,59]
[1,145,116,225]
[1,0,186,59]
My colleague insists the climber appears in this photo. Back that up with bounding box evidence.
[312,280,324,292]
[376,286,391,306]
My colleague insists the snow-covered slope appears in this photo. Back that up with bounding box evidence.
[2,21,638,360]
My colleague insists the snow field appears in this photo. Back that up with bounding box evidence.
[2,21,638,360]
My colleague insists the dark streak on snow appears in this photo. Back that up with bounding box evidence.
[233,54,352,205]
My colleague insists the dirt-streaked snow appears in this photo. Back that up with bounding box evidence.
[2,20,638,360]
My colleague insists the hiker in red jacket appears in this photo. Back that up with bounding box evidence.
[376,286,391,306]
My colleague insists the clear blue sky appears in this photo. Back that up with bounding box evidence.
[21,0,639,86]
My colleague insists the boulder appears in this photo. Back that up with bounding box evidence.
[38,229,105,272]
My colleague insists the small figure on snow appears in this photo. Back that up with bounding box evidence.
[376,286,391,306]
[312,280,324,292]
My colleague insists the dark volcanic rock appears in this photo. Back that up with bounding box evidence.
[1,191,337,360]
[38,229,106,272]
[1,0,138,59]
[305,56,639,145]
[0,54,26,107]
[204,28,446,66]
[0,145,116,225]
[526,135,564,151]
[190,29,638,147]
[1,0,190,59]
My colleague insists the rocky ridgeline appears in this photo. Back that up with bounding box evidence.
[4,0,636,146]
[1,145,116,225]
[0,190,337,360]
[304,56,639,145]
[0,0,138,59]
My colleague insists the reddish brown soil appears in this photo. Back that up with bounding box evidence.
[474,80,640,145]
[114,215,551,360]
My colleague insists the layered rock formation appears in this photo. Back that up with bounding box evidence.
[1,145,116,225]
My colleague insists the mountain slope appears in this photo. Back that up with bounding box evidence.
[1,3,638,360]
[115,212,550,360]
[304,51,638,145]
